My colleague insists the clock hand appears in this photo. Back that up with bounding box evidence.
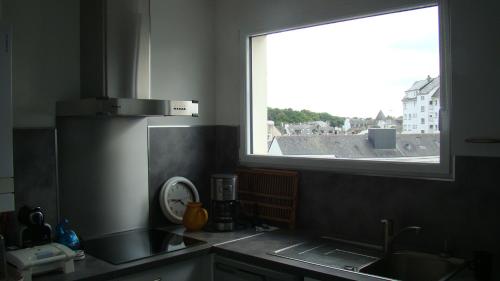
[168,199,186,206]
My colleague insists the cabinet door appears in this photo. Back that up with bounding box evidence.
[213,255,300,281]
[214,262,265,281]
[450,0,500,156]
[113,254,213,281]
[0,22,14,213]
[0,23,13,179]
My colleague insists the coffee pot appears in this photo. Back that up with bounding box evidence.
[210,174,238,231]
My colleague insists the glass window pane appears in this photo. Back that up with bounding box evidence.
[251,6,440,163]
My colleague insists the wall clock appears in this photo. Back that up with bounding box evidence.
[159,176,200,224]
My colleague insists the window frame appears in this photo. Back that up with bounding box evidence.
[239,0,453,180]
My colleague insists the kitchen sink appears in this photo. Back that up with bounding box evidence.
[270,237,466,281]
[359,251,466,281]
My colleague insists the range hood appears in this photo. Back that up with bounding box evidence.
[56,0,198,117]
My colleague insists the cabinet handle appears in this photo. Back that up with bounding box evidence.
[465,138,500,144]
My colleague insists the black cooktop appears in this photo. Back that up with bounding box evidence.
[83,229,205,265]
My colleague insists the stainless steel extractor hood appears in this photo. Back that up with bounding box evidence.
[56,0,198,117]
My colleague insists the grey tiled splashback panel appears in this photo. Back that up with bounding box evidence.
[148,126,216,228]
[8,128,59,244]
[215,126,500,262]
[10,125,500,269]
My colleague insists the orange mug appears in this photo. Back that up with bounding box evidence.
[183,202,208,231]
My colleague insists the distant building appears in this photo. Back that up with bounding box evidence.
[342,111,402,135]
[283,121,337,136]
[402,76,440,134]
[342,118,351,132]
[342,118,374,134]
[267,121,281,142]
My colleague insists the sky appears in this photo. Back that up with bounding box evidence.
[263,6,440,119]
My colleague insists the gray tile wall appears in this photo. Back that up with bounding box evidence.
[148,126,216,228]
[8,126,500,267]
[4,128,59,244]
[216,126,500,261]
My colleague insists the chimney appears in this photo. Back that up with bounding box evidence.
[368,128,396,149]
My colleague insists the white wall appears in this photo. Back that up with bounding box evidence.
[4,0,216,128]
[149,0,216,126]
[214,0,436,126]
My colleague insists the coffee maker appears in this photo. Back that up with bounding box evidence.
[210,174,238,231]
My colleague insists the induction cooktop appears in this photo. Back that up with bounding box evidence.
[83,229,205,265]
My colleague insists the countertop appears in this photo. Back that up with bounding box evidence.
[32,226,260,281]
[209,230,477,281]
[31,227,477,281]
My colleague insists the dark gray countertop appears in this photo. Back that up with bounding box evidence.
[33,226,260,281]
[210,230,477,281]
[32,227,477,281]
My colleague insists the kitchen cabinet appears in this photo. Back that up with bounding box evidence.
[112,254,213,281]
[450,0,500,157]
[0,22,14,213]
[213,255,301,281]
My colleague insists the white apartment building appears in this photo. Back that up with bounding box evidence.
[402,76,440,134]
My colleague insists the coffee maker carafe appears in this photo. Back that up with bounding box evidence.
[210,174,238,231]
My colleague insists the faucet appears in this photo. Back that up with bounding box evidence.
[381,219,422,255]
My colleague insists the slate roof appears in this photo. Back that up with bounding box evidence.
[403,76,440,101]
[432,87,440,98]
[406,77,432,92]
[419,76,440,95]
[271,134,439,158]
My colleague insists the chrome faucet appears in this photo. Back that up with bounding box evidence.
[381,219,422,254]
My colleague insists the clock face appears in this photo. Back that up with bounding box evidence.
[166,182,195,219]
[160,177,200,224]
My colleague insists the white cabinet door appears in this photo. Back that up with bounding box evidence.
[450,0,500,157]
[113,254,213,281]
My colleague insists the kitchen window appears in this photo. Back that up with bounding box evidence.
[241,0,451,178]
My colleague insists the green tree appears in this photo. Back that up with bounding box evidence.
[267,107,345,127]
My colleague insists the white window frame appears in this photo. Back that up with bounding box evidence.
[239,0,452,180]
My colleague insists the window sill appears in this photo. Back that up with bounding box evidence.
[239,154,454,181]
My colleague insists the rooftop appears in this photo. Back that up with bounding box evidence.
[270,134,439,158]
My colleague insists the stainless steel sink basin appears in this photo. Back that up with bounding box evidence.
[359,251,466,281]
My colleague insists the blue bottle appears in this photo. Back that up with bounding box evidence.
[55,219,80,250]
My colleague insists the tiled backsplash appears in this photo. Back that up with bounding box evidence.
[8,126,500,264]
[4,128,59,244]
[213,126,500,260]
[297,157,500,258]
[148,126,217,228]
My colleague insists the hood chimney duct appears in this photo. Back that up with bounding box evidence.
[57,0,198,117]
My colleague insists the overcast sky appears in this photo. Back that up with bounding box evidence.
[265,6,440,119]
